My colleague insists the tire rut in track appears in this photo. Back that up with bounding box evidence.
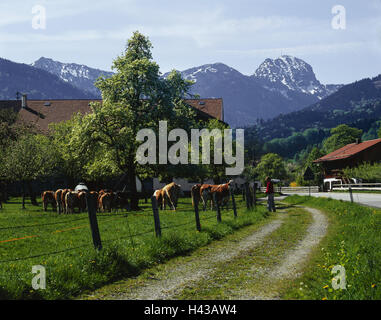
[236,207,328,300]
[108,215,287,300]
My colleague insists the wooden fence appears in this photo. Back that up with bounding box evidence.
[260,186,320,193]
[332,183,381,191]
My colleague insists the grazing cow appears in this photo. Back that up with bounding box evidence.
[77,191,87,212]
[200,180,234,211]
[200,184,214,211]
[41,191,57,212]
[54,189,63,214]
[161,182,182,211]
[61,189,72,214]
[211,180,234,210]
[99,192,113,213]
[65,191,86,214]
[65,191,77,214]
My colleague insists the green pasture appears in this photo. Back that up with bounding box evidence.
[0,195,268,300]
[281,196,381,300]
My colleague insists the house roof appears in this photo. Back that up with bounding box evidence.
[185,98,223,122]
[313,138,381,163]
[15,98,224,133]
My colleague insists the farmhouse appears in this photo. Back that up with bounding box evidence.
[313,138,381,179]
[0,95,226,194]
[0,95,225,133]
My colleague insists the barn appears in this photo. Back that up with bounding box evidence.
[313,138,381,179]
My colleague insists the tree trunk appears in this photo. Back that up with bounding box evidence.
[27,181,38,206]
[22,181,26,209]
[127,163,140,211]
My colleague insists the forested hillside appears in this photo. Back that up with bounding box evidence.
[246,74,381,160]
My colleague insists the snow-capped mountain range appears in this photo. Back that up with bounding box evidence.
[32,57,114,97]
[166,56,343,127]
[253,55,340,100]
[26,55,343,127]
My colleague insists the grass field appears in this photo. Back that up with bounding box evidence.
[280,195,381,300]
[0,195,268,300]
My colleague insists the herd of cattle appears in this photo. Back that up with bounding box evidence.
[40,180,235,214]
[154,180,234,211]
[41,189,130,214]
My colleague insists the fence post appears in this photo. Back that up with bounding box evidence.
[151,196,162,237]
[86,193,102,250]
[250,185,254,208]
[253,184,257,208]
[230,188,237,218]
[349,186,354,203]
[244,183,251,209]
[194,201,201,231]
[214,193,222,222]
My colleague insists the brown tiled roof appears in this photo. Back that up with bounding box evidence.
[17,98,224,133]
[314,138,381,162]
[185,98,223,121]
[18,99,99,132]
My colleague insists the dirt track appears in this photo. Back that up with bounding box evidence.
[83,206,328,300]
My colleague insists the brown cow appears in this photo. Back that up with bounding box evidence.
[41,191,57,212]
[161,182,182,211]
[77,191,87,212]
[211,180,234,210]
[200,184,214,211]
[99,192,113,213]
[61,189,72,214]
[54,189,63,214]
[65,191,86,214]
[200,180,234,211]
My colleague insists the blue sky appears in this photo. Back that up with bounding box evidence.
[0,0,380,84]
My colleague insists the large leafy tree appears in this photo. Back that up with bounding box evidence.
[254,153,288,184]
[323,124,363,154]
[0,109,38,204]
[2,134,59,208]
[71,31,197,209]
[297,147,325,186]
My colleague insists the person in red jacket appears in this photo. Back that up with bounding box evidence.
[265,176,276,212]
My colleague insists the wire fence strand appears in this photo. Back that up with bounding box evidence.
[0,197,250,264]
